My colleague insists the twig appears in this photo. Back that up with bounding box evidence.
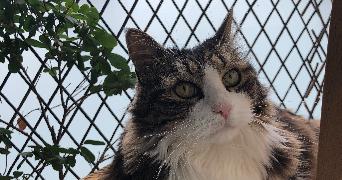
[56,55,67,144]
[16,55,57,145]
[0,119,42,148]
[89,139,118,174]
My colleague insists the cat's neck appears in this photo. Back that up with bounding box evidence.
[152,123,285,180]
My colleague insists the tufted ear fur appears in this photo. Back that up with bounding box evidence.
[125,29,168,84]
[213,10,234,48]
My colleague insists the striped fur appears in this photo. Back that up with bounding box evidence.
[103,11,319,180]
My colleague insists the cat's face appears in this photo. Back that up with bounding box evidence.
[125,13,270,146]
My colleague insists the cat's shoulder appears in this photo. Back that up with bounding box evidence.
[274,107,320,136]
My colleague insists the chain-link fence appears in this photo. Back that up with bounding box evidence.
[0,0,331,179]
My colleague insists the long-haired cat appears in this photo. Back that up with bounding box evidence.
[97,10,320,180]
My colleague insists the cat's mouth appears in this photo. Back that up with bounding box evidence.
[207,116,241,142]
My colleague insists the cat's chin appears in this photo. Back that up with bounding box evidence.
[207,120,246,144]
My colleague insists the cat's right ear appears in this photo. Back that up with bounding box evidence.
[125,28,167,84]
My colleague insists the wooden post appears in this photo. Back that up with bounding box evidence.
[316,1,342,179]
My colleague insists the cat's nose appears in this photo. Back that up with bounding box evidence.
[214,103,233,119]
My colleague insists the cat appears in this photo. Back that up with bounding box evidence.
[98,10,320,180]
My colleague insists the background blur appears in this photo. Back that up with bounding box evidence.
[0,0,331,179]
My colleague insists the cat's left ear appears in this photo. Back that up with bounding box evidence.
[214,10,234,47]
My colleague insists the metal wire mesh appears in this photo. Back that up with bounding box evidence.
[0,0,331,179]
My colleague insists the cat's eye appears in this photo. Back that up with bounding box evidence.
[222,69,240,88]
[175,82,198,98]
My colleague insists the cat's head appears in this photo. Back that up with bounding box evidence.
[124,11,273,146]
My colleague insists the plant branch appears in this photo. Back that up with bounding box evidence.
[0,119,42,148]
[89,139,117,174]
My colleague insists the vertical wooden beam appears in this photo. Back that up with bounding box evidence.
[316,1,342,179]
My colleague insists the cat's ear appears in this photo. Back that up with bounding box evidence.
[125,28,167,84]
[214,10,234,47]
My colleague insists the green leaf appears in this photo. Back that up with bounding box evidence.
[57,147,69,154]
[79,4,89,15]
[66,17,74,28]
[0,135,12,148]
[0,128,13,135]
[45,52,54,59]
[45,2,57,11]
[4,33,12,47]
[66,1,79,13]
[52,161,63,171]
[18,38,29,51]
[8,60,20,73]
[82,55,91,62]
[0,176,14,180]
[67,148,79,155]
[46,13,55,30]
[66,156,76,167]
[25,38,46,48]
[87,7,99,21]
[78,26,89,37]
[39,34,51,48]
[107,53,129,72]
[93,30,117,48]
[19,152,33,157]
[13,15,20,23]
[28,0,39,5]
[55,155,66,163]
[76,53,85,71]
[84,140,105,146]
[84,35,98,49]
[13,171,23,178]
[89,85,102,93]
[66,37,79,41]
[65,15,77,24]
[62,0,73,4]
[70,13,87,20]
[80,147,95,163]
[23,15,34,32]
[15,0,26,4]
[28,23,41,38]
[100,60,111,75]
[121,77,136,89]
[0,147,10,155]
[43,67,57,76]
[59,34,68,39]
[4,2,14,22]
[66,60,74,68]
[90,69,98,85]
[1,54,8,65]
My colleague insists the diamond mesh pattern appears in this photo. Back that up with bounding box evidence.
[0,0,331,179]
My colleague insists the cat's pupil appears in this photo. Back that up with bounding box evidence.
[175,82,198,98]
[222,69,240,88]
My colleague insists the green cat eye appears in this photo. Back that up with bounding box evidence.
[222,69,240,88]
[175,82,198,98]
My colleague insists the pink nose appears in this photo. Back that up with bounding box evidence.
[214,103,233,119]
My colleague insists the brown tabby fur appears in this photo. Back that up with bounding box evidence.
[81,11,320,180]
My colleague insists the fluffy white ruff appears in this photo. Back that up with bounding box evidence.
[148,67,285,180]
[151,120,282,180]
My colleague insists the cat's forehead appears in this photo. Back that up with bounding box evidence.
[160,47,251,88]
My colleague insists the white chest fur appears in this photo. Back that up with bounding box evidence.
[167,125,279,180]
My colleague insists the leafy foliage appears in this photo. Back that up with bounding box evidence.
[18,140,104,172]
[0,128,12,155]
[0,0,135,96]
[0,0,135,179]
